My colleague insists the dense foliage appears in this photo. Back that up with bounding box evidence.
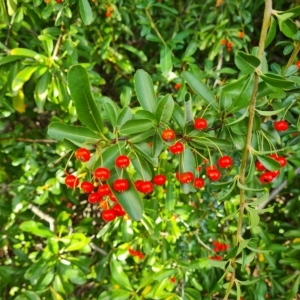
[0,0,300,300]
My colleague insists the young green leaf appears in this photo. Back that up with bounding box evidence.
[20,221,55,238]
[12,66,39,92]
[79,0,93,25]
[155,94,175,124]
[160,45,172,78]
[109,258,133,291]
[234,51,260,74]
[68,65,104,133]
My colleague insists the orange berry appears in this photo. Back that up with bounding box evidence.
[106,11,111,17]
[221,38,227,45]
[174,83,181,90]
[238,31,244,38]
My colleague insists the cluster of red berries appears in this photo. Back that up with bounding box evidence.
[221,39,233,52]
[64,147,170,221]
[256,154,287,184]
[128,248,145,259]
[212,241,229,252]
[106,6,113,17]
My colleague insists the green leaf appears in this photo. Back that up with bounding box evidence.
[131,155,153,180]
[155,94,175,124]
[10,48,47,60]
[234,51,260,74]
[133,142,158,167]
[284,230,300,238]
[0,55,23,66]
[79,0,93,25]
[119,119,154,135]
[98,290,132,300]
[191,134,232,151]
[256,155,281,171]
[246,246,269,253]
[128,129,154,144]
[134,69,157,113]
[287,274,300,300]
[117,107,133,127]
[208,259,227,268]
[34,70,51,112]
[160,45,172,78]
[110,258,133,291]
[151,3,178,14]
[12,66,39,92]
[256,107,285,116]
[248,191,269,206]
[182,71,218,109]
[247,207,260,227]
[102,99,118,128]
[20,221,55,238]
[237,181,264,192]
[278,17,297,38]
[68,65,103,133]
[48,123,100,148]
[23,291,41,300]
[184,93,193,123]
[165,173,176,211]
[120,86,132,107]
[265,17,277,48]
[64,233,90,252]
[172,103,185,129]
[108,170,143,221]
[260,73,294,89]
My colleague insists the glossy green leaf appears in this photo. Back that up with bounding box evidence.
[152,3,178,14]
[234,51,260,74]
[68,65,103,133]
[265,16,277,48]
[191,134,232,150]
[120,86,132,107]
[108,170,143,221]
[237,181,264,192]
[247,208,260,227]
[155,94,175,124]
[172,103,185,129]
[182,71,217,109]
[249,191,269,206]
[10,48,47,59]
[110,258,133,291]
[98,290,132,300]
[184,93,193,123]
[64,233,90,252]
[12,66,39,92]
[160,45,172,78]
[257,155,281,171]
[131,155,153,180]
[287,274,300,300]
[0,55,23,65]
[133,142,158,167]
[256,107,285,116]
[102,100,118,128]
[100,143,126,170]
[260,73,294,89]
[23,291,41,300]
[48,122,99,148]
[165,173,176,211]
[117,107,133,127]
[20,221,55,238]
[278,17,297,38]
[119,119,154,135]
[34,70,51,112]
[128,129,154,144]
[79,0,93,25]
[134,69,157,113]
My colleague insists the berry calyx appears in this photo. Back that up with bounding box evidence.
[115,155,130,168]
[75,148,91,162]
[113,179,129,192]
[65,175,79,188]
[194,177,205,189]
[194,118,208,130]
[138,181,154,194]
[178,172,194,184]
[98,184,111,197]
[169,141,184,154]
[255,160,266,171]
[274,120,288,131]
[88,192,101,204]
[162,129,175,142]
[207,169,221,181]
[102,209,117,222]
[81,181,94,193]
[113,203,126,216]
[218,156,233,168]
[94,167,110,181]
[153,174,166,186]
[259,172,274,184]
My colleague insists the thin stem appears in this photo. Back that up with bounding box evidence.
[145,7,167,46]
[52,34,63,58]
[285,41,300,71]
[223,1,273,299]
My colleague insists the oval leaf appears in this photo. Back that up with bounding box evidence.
[234,51,260,74]
[119,119,154,135]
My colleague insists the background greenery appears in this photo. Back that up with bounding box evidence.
[0,0,300,299]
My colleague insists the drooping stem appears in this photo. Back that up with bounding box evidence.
[223,1,273,299]
[145,7,167,46]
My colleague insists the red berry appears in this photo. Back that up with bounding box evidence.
[207,169,221,181]
[274,120,288,131]
[138,181,154,194]
[153,174,166,186]
[178,172,194,184]
[109,193,117,202]
[102,209,117,222]
[206,164,217,172]
[113,203,126,216]
[218,156,233,168]
[75,148,91,162]
[170,277,176,283]
[194,118,208,130]
[194,177,205,189]
[81,181,94,193]
[296,60,300,70]
[269,154,287,168]
[269,169,280,179]
[56,0,63,3]
[174,83,181,90]
[113,179,129,192]
[98,184,111,197]
[88,192,101,204]
[227,41,233,47]
[115,155,130,168]
[162,129,175,142]
[94,167,110,181]
[259,172,274,184]
[169,141,184,154]
[65,175,79,188]
[106,11,111,17]
[134,180,143,191]
[221,39,227,45]
[255,160,266,171]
